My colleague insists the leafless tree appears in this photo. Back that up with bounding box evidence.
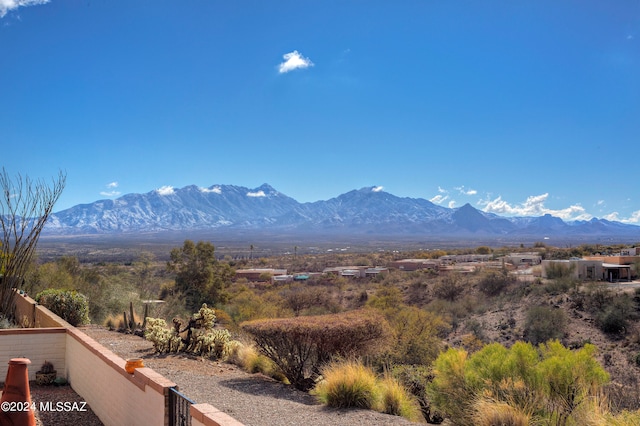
[0,168,66,320]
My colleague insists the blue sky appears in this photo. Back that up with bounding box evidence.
[1,1,639,224]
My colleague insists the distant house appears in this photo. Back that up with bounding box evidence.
[505,253,542,266]
[235,268,287,282]
[440,254,493,264]
[272,274,294,283]
[323,266,366,278]
[388,259,441,271]
[584,255,638,281]
[541,259,633,282]
[322,266,385,278]
[365,267,389,277]
[620,248,640,256]
[541,259,602,281]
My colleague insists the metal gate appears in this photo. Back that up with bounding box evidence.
[169,387,195,426]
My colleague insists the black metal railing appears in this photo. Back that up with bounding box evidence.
[169,387,196,426]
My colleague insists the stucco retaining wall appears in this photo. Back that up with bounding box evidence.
[4,291,242,426]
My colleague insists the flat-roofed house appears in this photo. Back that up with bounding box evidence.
[235,268,287,281]
[388,259,441,271]
[506,253,542,266]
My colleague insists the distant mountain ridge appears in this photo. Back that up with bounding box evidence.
[44,184,640,240]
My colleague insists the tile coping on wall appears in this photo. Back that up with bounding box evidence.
[8,291,246,426]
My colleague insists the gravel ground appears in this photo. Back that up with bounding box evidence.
[80,325,420,426]
[31,384,103,426]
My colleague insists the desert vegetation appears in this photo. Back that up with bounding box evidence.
[15,240,640,423]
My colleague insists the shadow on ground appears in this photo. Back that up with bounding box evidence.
[218,377,318,406]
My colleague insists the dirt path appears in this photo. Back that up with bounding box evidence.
[80,326,419,426]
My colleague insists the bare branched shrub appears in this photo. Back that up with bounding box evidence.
[433,273,466,302]
[0,169,66,319]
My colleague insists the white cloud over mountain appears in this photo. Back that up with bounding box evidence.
[156,186,175,196]
[604,210,640,224]
[100,181,121,197]
[478,193,592,221]
[200,186,222,194]
[430,194,449,204]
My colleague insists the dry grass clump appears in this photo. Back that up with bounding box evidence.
[312,360,422,422]
[378,375,423,422]
[312,360,380,409]
[103,313,125,330]
[472,397,531,426]
[226,341,287,382]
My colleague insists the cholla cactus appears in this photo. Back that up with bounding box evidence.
[144,317,182,353]
[145,305,232,359]
[193,328,232,359]
[193,304,216,330]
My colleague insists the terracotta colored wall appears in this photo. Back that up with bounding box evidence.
[6,292,243,426]
[64,327,176,426]
[191,403,245,426]
[13,293,68,328]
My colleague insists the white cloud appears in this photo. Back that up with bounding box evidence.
[156,186,175,196]
[454,186,477,196]
[278,50,314,74]
[626,211,640,223]
[604,212,621,221]
[597,200,605,206]
[200,186,222,194]
[437,186,447,194]
[430,194,449,204]
[372,186,384,192]
[478,193,592,221]
[0,0,48,18]
[448,200,457,208]
[100,181,120,197]
[605,210,640,224]
[247,190,266,197]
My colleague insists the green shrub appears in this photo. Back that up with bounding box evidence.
[544,277,575,294]
[391,364,443,423]
[598,307,628,334]
[241,309,392,391]
[523,305,566,345]
[433,273,466,302]
[597,295,634,335]
[370,302,448,366]
[36,288,89,326]
[545,262,576,279]
[478,270,513,297]
[0,315,14,329]
[427,340,610,426]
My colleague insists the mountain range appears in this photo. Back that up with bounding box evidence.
[43,184,640,242]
